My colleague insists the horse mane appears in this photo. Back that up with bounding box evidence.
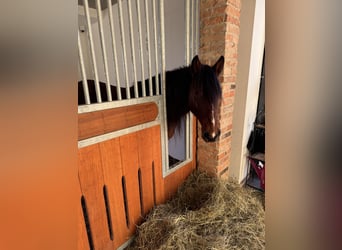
[165,66,192,131]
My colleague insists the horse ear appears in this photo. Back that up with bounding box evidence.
[212,56,224,76]
[191,55,202,74]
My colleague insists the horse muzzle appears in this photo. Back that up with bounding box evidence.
[202,130,221,142]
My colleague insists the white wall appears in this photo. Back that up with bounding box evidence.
[229,0,265,183]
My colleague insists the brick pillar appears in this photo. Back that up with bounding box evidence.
[197,0,241,179]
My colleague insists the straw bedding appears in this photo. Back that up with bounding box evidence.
[127,170,265,250]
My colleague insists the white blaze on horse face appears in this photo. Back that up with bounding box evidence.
[211,104,216,138]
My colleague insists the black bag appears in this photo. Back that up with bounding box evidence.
[247,125,265,154]
[247,108,265,154]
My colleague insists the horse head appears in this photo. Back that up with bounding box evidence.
[188,55,224,142]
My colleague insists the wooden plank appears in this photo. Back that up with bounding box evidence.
[78,182,89,250]
[151,125,165,205]
[192,115,197,170]
[137,128,155,216]
[164,116,197,200]
[119,133,141,235]
[164,160,195,200]
[99,138,129,249]
[78,102,158,140]
[78,145,114,250]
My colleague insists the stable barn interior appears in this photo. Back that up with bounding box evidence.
[78,0,199,249]
[78,0,265,249]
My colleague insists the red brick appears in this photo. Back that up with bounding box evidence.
[198,0,241,179]
[219,169,229,180]
[200,8,212,19]
[210,23,227,33]
[227,0,241,9]
[208,33,226,43]
[221,106,233,115]
[213,5,228,15]
[218,162,229,173]
[204,0,227,9]
[217,151,228,160]
[226,5,240,18]
[226,15,240,26]
[218,156,230,166]
[227,23,240,35]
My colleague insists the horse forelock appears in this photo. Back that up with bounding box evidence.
[190,65,222,108]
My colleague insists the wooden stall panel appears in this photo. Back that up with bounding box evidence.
[163,116,197,200]
[151,125,165,205]
[137,128,155,216]
[77,122,196,249]
[78,182,89,250]
[119,133,142,235]
[78,145,114,250]
[163,163,195,200]
[78,102,158,140]
[99,138,128,249]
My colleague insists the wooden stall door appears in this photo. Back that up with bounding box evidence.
[78,104,197,249]
[78,124,164,249]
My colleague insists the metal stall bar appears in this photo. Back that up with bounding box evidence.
[127,0,139,98]
[159,0,169,173]
[136,0,146,97]
[190,0,198,160]
[152,0,160,95]
[107,0,122,100]
[194,0,199,56]
[144,0,153,96]
[190,0,194,58]
[95,0,112,102]
[118,0,131,99]
[185,0,190,65]
[185,0,191,159]
[83,0,102,103]
[78,31,91,105]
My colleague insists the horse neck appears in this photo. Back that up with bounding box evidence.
[165,66,192,125]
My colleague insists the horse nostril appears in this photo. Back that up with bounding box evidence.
[203,130,220,142]
[203,132,215,142]
[203,132,214,142]
[203,132,210,140]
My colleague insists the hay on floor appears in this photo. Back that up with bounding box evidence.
[127,170,265,250]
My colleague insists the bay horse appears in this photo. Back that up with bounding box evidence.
[78,55,224,142]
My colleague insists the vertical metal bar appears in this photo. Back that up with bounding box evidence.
[95,0,112,102]
[127,0,139,98]
[195,0,199,55]
[118,0,131,99]
[152,0,160,95]
[185,0,191,159]
[78,31,91,105]
[107,0,122,100]
[136,0,146,97]
[83,0,102,103]
[185,0,190,65]
[190,0,198,160]
[190,0,194,58]
[160,0,169,173]
[144,0,153,96]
